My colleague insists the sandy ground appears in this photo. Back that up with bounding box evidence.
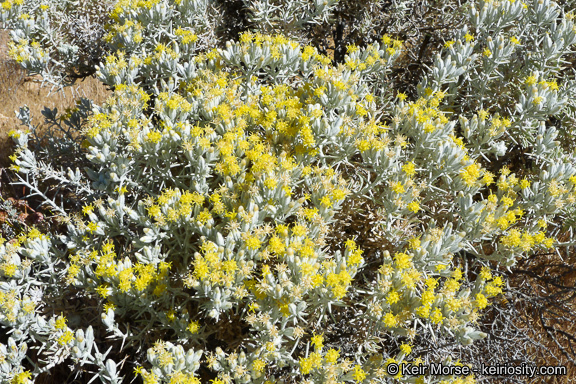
[0,29,110,168]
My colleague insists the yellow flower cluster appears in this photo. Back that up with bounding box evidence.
[67,239,173,313]
[104,19,143,44]
[500,229,554,251]
[110,0,162,21]
[8,38,47,63]
[0,0,23,11]
[0,289,35,324]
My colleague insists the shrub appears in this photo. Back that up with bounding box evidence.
[1,0,576,383]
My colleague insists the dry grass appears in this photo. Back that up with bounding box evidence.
[0,29,110,169]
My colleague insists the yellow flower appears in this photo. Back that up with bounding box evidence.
[345,239,357,250]
[96,285,110,298]
[543,237,554,248]
[2,264,17,277]
[291,224,307,237]
[332,284,347,299]
[519,179,531,189]
[299,356,314,375]
[146,131,162,144]
[408,237,421,250]
[103,302,116,312]
[421,290,435,306]
[55,315,67,330]
[383,312,397,327]
[187,320,200,334]
[357,140,370,152]
[352,365,366,382]
[82,204,94,215]
[407,201,420,213]
[252,359,266,372]
[245,236,261,250]
[348,249,363,265]
[479,267,492,280]
[525,75,537,86]
[416,305,430,318]
[386,290,400,305]
[10,371,32,384]
[400,343,412,355]
[475,293,488,309]
[320,196,332,207]
[402,161,416,176]
[311,333,324,350]
[460,163,481,186]
[483,172,495,185]
[430,308,443,324]
[325,348,340,364]
[478,109,489,120]
[426,277,438,289]
[500,196,514,207]
[87,222,99,233]
[8,130,21,138]
[391,181,405,194]
[346,44,359,53]
[331,188,347,201]
[264,178,277,189]
[58,330,75,346]
[196,209,212,224]
[394,252,412,269]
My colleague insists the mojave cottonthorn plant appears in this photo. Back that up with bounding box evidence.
[1,0,576,383]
